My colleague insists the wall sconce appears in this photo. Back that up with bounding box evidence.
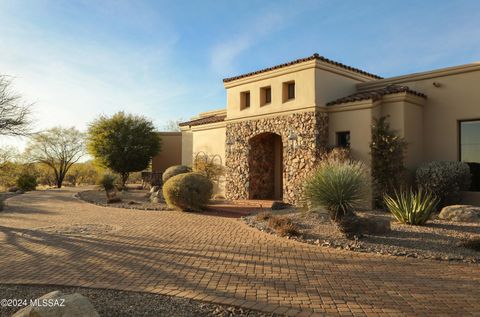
[226,138,234,153]
[288,131,299,149]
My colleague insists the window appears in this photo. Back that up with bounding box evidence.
[240,91,250,110]
[287,82,295,99]
[460,120,480,191]
[336,131,350,148]
[282,81,295,102]
[260,86,271,106]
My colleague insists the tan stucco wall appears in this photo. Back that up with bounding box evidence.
[315,68,362,106]
[225,65,316,120]
[359,64,480,163]
[181,129,193,166]
[191,124,227,195]
[152,132,182,173]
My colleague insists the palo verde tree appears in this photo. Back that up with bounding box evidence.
[87,112,161,187]
[0,75,32,136]
[25,127,85,188]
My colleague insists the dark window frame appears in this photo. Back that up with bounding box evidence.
[241,91,250,110]
[336,131,351,148]
[287,82,295,100]
[458,119,480,192]
[265,87,271,104]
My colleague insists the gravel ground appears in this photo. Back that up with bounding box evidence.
[0,285,282,317]
[244,209,480,263]
[77,189,170,211]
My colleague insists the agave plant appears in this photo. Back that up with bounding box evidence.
[384,189,439,225]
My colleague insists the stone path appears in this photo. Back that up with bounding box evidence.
[0,189,479,316]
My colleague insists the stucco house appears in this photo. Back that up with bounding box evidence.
[153,53,480,206]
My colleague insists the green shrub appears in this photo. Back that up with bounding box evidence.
[370,116,407,209]
[416,161,471,208]
[97,173,117,194]
[163,172,213,211]
[16,174,37,191]
[304,160,367,221]
[384,189,439,225]
[162,165,192,183]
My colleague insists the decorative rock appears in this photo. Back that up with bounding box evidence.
[225,111,328,205]
[7,186,19,192]
[13,291,99,317]
[439,205,480,222]
[16,190,25,194]
[150,190,164,204]
[150,186,160,193]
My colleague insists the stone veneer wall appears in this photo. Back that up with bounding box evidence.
[225,111,328,204]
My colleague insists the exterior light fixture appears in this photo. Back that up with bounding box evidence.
[226,138,234,153]
[288,131,298,149]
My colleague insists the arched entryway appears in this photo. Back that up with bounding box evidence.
[248,132,283,200]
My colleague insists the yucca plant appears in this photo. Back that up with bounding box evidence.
[304,160,367,222]
[384,189,439,225]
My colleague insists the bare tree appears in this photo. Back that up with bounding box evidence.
[25,127,85,188]
[162,118,183,132]
[0,75,32,136]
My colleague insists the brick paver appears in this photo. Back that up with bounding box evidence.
[0,189,479,316]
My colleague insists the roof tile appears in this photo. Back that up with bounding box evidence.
[326,85,427,106]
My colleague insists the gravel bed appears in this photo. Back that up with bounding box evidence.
[244,209,480,263]
[0,284,282,317]
[77,189,170,211]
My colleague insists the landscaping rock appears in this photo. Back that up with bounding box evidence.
[7,186,19,192]
[150,190,164,204]
[13,290,99,317]
[271,201,291,210]
[150,186,160,193]
[16,190,25,194]
[439,205,480,222]
[358,215,391,235]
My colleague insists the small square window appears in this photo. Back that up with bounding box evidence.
[240,91,250,110]
[336,131,350,148]
[282,81,295,102]
[260,86,271,106]
[287,83,295,99]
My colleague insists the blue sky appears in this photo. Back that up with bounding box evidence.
[1,0,479,148]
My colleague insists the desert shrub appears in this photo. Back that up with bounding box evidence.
[370,116,407,209]
[416,161,471,208]
[320,146,350,164]
[163,172,213,211]
[16,174,37,191]
[384,189,439,225]
[255,211,273,221]
[162,165,192,183]
[98,173,117,194]
[193,154,225,181]
[304,159,367,221]
[267,215,291,228]
[275,222,300,237]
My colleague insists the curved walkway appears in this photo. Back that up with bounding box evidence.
[0,189,479,317]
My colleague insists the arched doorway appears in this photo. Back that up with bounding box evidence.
[248,132,283,200]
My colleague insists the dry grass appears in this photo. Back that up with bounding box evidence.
[275,222,300,237]
[267,215,300,237]
[255,211,273,222]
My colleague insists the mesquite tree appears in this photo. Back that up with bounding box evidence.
[25,127,85,188]
[0,75,31,136]
[87,112,161,188]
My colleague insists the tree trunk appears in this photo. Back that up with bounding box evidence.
[121,173,129,189]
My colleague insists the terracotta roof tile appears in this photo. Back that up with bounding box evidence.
[179,114,226,127]
[326,85,427,106]
[223,53,383,83]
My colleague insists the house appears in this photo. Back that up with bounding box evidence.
[153,53,480,206]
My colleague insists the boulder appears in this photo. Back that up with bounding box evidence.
[13,290,99,317]
[150,190,164,204]
[7,186,19,192]
[358,215,391,235]
[439,205,480,222]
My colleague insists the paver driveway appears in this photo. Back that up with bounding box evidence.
[0,189,479,317]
